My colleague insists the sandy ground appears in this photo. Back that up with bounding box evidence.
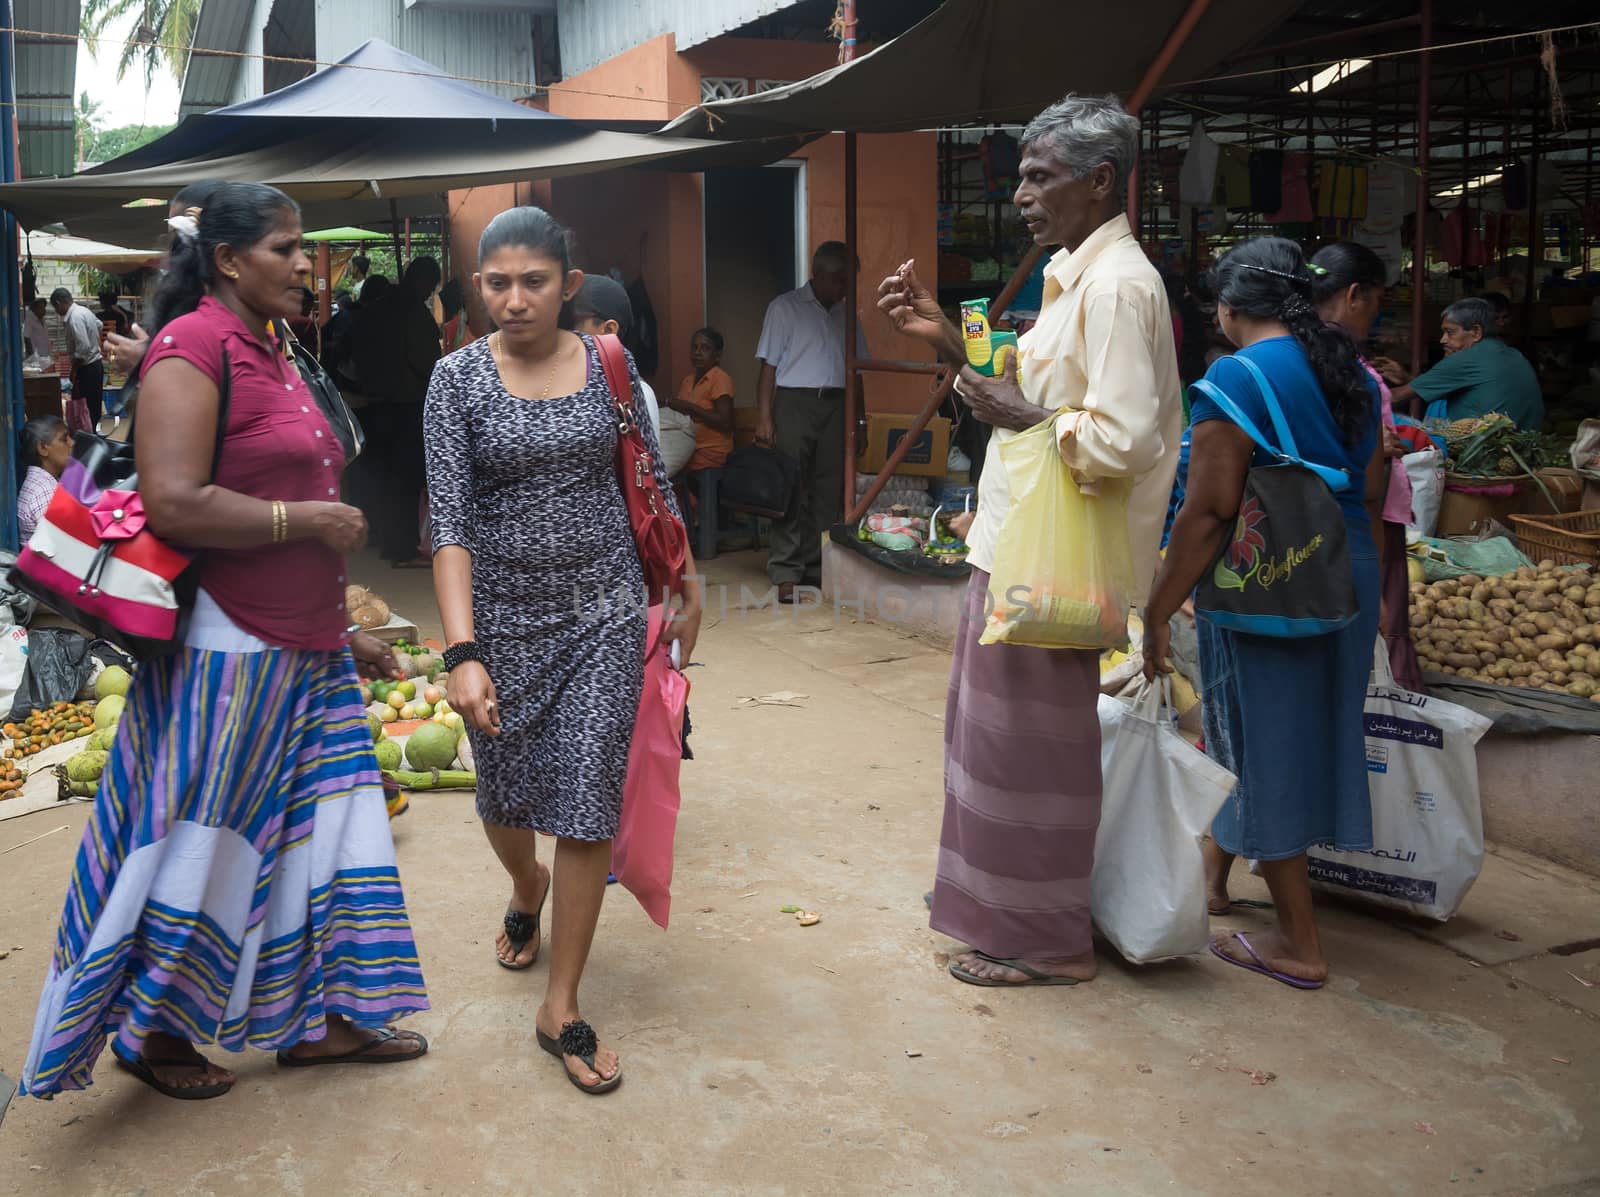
[1,550,1597,1196]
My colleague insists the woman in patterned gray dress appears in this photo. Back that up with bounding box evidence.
[424,207,701,1095]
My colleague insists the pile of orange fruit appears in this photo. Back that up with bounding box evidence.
[3,700,96,760]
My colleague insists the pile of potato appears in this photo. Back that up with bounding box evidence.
[1410,561,1600,700]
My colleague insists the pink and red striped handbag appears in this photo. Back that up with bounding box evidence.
[9,356,231,660]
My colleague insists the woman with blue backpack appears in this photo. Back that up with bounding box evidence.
[1143,236,1385,991]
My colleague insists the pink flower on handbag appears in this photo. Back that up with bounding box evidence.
[89,489,146,541]
[1226,495,1267,571]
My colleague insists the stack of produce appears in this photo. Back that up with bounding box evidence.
[3,701,97,763]
[346,585,392,630]
[1434,413,1547,479]
[58,671,133,799]
[365,665,477,790]
[1409,561,1600,699]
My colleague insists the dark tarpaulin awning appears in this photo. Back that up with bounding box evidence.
[92,38,568,177]
[0,38,745,243]
[665,0,1302,139]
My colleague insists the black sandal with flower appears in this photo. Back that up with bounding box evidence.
[536,1019,622,1094]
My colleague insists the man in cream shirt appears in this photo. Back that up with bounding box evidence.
[879,93,1181,990]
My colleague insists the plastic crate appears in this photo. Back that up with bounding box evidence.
[1509,510,1600,568]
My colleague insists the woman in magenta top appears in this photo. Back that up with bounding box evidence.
[20,183,429,1103]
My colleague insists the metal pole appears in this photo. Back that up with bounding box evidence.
[839,0,860,515]
[1126,0,1214,227]
[1523,66,1541,344]
[1408,0,1433,387]
[0,0,23,550]
[837,0,858,65]
[844,130,859,514]
[316,242,331,321]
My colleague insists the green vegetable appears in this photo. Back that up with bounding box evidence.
[404,721,458,770]
[382,768,477,790]
[779,904,801,913]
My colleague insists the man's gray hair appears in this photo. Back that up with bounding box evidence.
[1021,93,1141,192]
[812,240,849,274]
[1442,297,1496,338]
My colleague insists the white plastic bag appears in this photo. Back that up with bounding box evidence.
[1092,680,1237,963]
[1306,641,1491,921]
[0,625,27,719]
[1403,447,1445,535]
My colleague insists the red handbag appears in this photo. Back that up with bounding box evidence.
[594,333,689,602]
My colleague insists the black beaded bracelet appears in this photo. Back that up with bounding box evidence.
[442,641,483,671]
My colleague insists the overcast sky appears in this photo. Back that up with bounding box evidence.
[76,8,183,129]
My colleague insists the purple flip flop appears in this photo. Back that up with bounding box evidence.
[1209,932,1324,990]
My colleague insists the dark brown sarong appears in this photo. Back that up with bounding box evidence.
[930,569,1103,961]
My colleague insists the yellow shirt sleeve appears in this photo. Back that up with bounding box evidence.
[1052,283,1170,484]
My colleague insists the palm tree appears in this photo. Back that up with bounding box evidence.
[81,0,203,89]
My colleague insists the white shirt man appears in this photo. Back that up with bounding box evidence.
[58,300,102,367]
[756,243,869,595]
[23,302,50,359]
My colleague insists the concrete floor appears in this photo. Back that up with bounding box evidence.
[1,550,1597,1196]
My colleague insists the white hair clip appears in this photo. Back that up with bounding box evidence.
[166,213,200,241]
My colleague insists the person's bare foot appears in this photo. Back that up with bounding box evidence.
[950,950,1097,984]
[1212,929,1328,984]
[138,1032,236,1091]
[536,1004,619,1089]
[284,1014,426,1061]
[496,860,551,967]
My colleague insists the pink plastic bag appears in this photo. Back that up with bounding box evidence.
[64,395,92,435]
[612,604,689,929]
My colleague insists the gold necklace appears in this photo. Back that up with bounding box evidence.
[492,331,565,400]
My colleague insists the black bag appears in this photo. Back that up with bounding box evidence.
[9,629,95,720]
[281,324,365,462]
[719,444,799,520]
[1191,355,1360,638]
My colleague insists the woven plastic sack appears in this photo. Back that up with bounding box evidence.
[980,418,1134,649]
[1416,534,1531,583]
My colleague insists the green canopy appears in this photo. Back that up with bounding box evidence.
[303,227,389,242]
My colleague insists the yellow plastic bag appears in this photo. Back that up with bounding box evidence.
[979,418,1135,650]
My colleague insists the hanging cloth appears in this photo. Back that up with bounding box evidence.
[1266,152,1314,223]
[1317,162,1368,221]
[1179,122,1220,206]
[1247,149,1283,213]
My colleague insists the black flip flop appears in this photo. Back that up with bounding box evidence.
[949,951,1084,988]
[536,1020,622,1095]
[276,1026,429,1068]
[498,873,551,971]
[1208,898,1275,916]
[112,1046,234,1100]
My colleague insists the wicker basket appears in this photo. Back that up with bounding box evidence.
[1509,510,1600,568]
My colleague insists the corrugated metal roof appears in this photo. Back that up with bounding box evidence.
[263,0,316,93]
[180,0,263,116]
[555,0,799,78]
[15,0,80,178]
[314,0,537,98]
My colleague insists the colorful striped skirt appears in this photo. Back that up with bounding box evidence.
[21,628,428,1097]
[929,570,1104,961]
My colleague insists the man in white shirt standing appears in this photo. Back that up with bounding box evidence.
[755,241,869,601]
[23,296,51,359]
[51,288,105,425]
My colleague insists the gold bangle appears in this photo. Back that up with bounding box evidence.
[272,500,287,544]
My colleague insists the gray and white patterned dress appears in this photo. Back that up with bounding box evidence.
[423,333,680,840]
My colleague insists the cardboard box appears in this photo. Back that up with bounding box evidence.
[1525,468,1589,516]
[860,413,951,477]
[1436,480,1529,537]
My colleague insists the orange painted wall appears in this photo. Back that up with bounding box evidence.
[446,34,939,415]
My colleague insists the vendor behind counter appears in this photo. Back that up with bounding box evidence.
[1378,297,1545,430]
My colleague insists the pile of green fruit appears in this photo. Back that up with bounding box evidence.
[59,667,132,798]
[367,706,476,791]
